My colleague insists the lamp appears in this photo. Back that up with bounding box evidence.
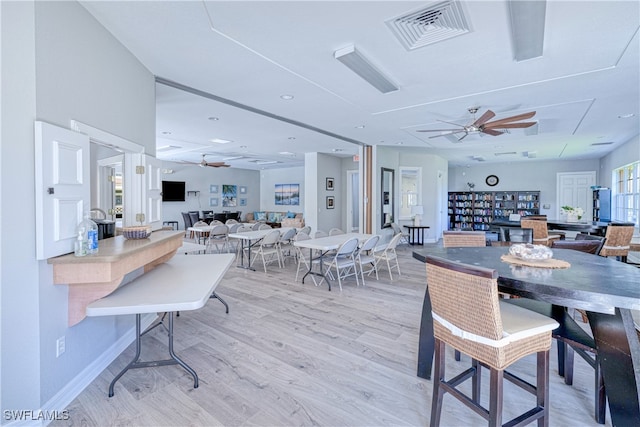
[411,205,424,226]
[334,45,398,94]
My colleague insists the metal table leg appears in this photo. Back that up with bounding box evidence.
[108,313,198,397]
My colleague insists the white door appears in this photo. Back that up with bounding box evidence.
[35,121,90,259]
[143,154,163,230]
[557,172,596,219]
[346,170,360,232]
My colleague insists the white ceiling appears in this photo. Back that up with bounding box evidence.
[81,1,640,170]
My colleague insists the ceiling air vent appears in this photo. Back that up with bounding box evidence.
[386,1,471,51]
[591,142,614,146]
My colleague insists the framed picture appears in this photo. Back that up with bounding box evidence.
[239,198,247,206]
[209,184,218,194]
[239,186,247,194]
[222,184,237,207]
[326,196,335,209]
[326,177,335,191]
[275,183,300,205]
[209,198,219,207]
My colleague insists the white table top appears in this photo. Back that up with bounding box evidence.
[86,253,235,316]
[293,233,374,251]
[228,227,294,241]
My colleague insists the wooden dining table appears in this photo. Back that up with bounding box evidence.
[412,246,640,426]
[490,219,634,236]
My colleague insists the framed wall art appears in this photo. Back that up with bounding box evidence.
[222,184,237,207]
[326,196,335,209]
[239,198,247,206]
[209,184,218,193]
[326,177,334,191]
[209,198,219,207]
[275,183,300,205]
[239,186,247,194]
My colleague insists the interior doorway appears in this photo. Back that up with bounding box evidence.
[346,170,360,232]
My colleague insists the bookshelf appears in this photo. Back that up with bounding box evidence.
[448,190,541,230]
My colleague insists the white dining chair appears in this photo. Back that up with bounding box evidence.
[356,235,381,285]
[374,233,402,280]
[205,224,229,253]
[321,237,360,290]
[249,230,282,272]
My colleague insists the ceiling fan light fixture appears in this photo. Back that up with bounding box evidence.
[334,45,398,94]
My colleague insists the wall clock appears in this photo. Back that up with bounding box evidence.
[486,175,499,186]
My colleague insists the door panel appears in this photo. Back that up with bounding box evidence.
[557,172,596,219]
[35,121,89,259]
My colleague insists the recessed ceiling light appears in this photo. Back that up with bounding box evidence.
[209,138,233,144]
[280,94,294,100]
[395,142,404,145]
[279,151,295,156]
[288,137,296,140]
[618,113,635,119]
[332,148,344,152]
[239,145,247,149]
[161,131,171,135]
[355,125,365,129]
[208,116,219,121]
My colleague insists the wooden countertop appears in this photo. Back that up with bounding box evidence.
[48,230,184,326]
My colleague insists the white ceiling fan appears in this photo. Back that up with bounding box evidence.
[182,153,230,168]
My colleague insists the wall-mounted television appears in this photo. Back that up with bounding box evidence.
[162,180,186,202]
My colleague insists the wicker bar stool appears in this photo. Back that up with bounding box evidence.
[426,255,558,427]
[599,224,634,262]
[442,230,487,247]
[520,219,561,247]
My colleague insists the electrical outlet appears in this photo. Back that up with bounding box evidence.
[56,336,65,357]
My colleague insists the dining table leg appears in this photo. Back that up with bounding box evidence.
[417,283,434,379]
[587,308,640,426]
[301,249,331,291]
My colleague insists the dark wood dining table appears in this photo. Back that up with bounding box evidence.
[412,246,640,426]
[490,219,634,236]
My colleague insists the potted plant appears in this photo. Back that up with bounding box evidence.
[561,206,584,222]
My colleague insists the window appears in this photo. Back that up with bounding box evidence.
[399,167,421,219]
[612,161,640,228]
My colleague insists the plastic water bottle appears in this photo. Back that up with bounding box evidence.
[75,212,99,256]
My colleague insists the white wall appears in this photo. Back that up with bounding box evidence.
[448,159,600,217]
[1,0,40,414]
[161,161,260,226]
[1,0,156,415]
[259,166,304,214]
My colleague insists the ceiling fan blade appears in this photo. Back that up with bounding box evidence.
[417,128,466,133]
[428,129,468,139]
[206,162,230,167]
[481,128,504,136]
[484,111,536,127]
[484,121,537,129]
[471,110,496,127]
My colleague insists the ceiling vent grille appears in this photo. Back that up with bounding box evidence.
[386,1,471,51]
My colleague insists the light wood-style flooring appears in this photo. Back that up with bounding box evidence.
[52,242,610,426]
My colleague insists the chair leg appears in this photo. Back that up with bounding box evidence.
[471,359,481,403]
[537,350,551,427]
[488,368,504,427]
[430,340,446,427]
